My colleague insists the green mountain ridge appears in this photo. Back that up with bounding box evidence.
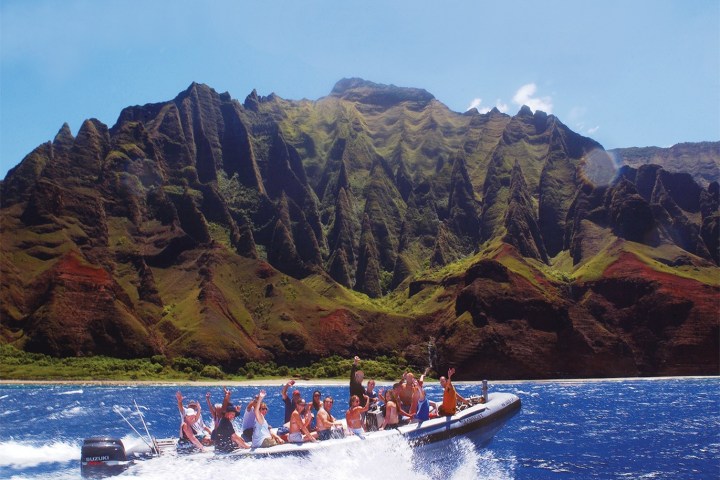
[1,79,718,379]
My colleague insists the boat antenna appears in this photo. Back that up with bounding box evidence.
[113,406,155,452]
[134,400,158,455]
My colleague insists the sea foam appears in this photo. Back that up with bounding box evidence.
[120,434,508,480]
[0,440,79,469]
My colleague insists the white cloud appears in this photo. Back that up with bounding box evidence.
[512,83,553,113]
[587,126,600,134]
[467,98,483,111]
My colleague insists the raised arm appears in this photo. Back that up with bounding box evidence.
[221,386,231,412]
[255,389,267,423]
[281,380,294,400]
[175,391,185,417]
[350,356,360,383]
[246,396,258,412]
[205,391,214,417]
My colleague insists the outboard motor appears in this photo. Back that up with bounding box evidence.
[80,437,130,478]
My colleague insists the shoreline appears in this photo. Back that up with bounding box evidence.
[0,375,717,387]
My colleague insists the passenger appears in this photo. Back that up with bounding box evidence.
[280,380,302,423]
[438,367,470,416]
[349,356,367,408]
[398,373,416,414]
[387,381,413,422]
[346,394,370,439]
[279,380,301,437]
[175,391,208,450]
[300,397,315,433]
[205,390,226,431]
[365,379,379,407]
[316,396,344,440]
[187,399,213,438]
[241,395,259,442]
[252,389,286,448]
[415,368,437,421]
[211,404,250,453]
[311,390,323,413]
[310,390,322,430]
[379,387,400,430]
[288,397,318,443]
[414,379,430,421]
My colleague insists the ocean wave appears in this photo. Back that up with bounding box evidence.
[0,440,79,469]
[47,405,85,420]
[56,389,83,396]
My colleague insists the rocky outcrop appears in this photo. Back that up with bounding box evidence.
[23,253,154,358]
[330,78,435,107]
[435,251,718,379]
[327,187,359,282]
[565,165,717,265]
[447,155,481,248]
[355,214,382,297]
[268,219,308,278]
[503,161,548,262]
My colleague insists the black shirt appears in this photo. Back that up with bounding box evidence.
[211,417,237,453]
[350,364,366,407]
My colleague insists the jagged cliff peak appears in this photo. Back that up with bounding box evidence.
[517,104,534,117]
[175,81,219,101]
[52,122,75,151]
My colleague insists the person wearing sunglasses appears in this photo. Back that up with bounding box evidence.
[252,389,285,448]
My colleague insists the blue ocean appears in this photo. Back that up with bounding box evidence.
[0,378,717,479]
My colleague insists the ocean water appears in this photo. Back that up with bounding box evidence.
[0,378,717,479]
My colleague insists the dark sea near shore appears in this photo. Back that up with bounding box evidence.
[0,377,717,479]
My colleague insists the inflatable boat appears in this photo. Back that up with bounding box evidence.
[81,390,521,476]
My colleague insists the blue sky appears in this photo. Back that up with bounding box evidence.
[1,0,718,179]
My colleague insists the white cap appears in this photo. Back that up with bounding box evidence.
[184,407,196,416]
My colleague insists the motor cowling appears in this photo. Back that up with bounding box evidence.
[80,437,129,478]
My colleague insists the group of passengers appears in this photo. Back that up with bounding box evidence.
[175,356,474,453]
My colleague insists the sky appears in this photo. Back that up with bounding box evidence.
[1,0,719,179]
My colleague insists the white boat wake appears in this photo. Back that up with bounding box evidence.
[0,440,79,468]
